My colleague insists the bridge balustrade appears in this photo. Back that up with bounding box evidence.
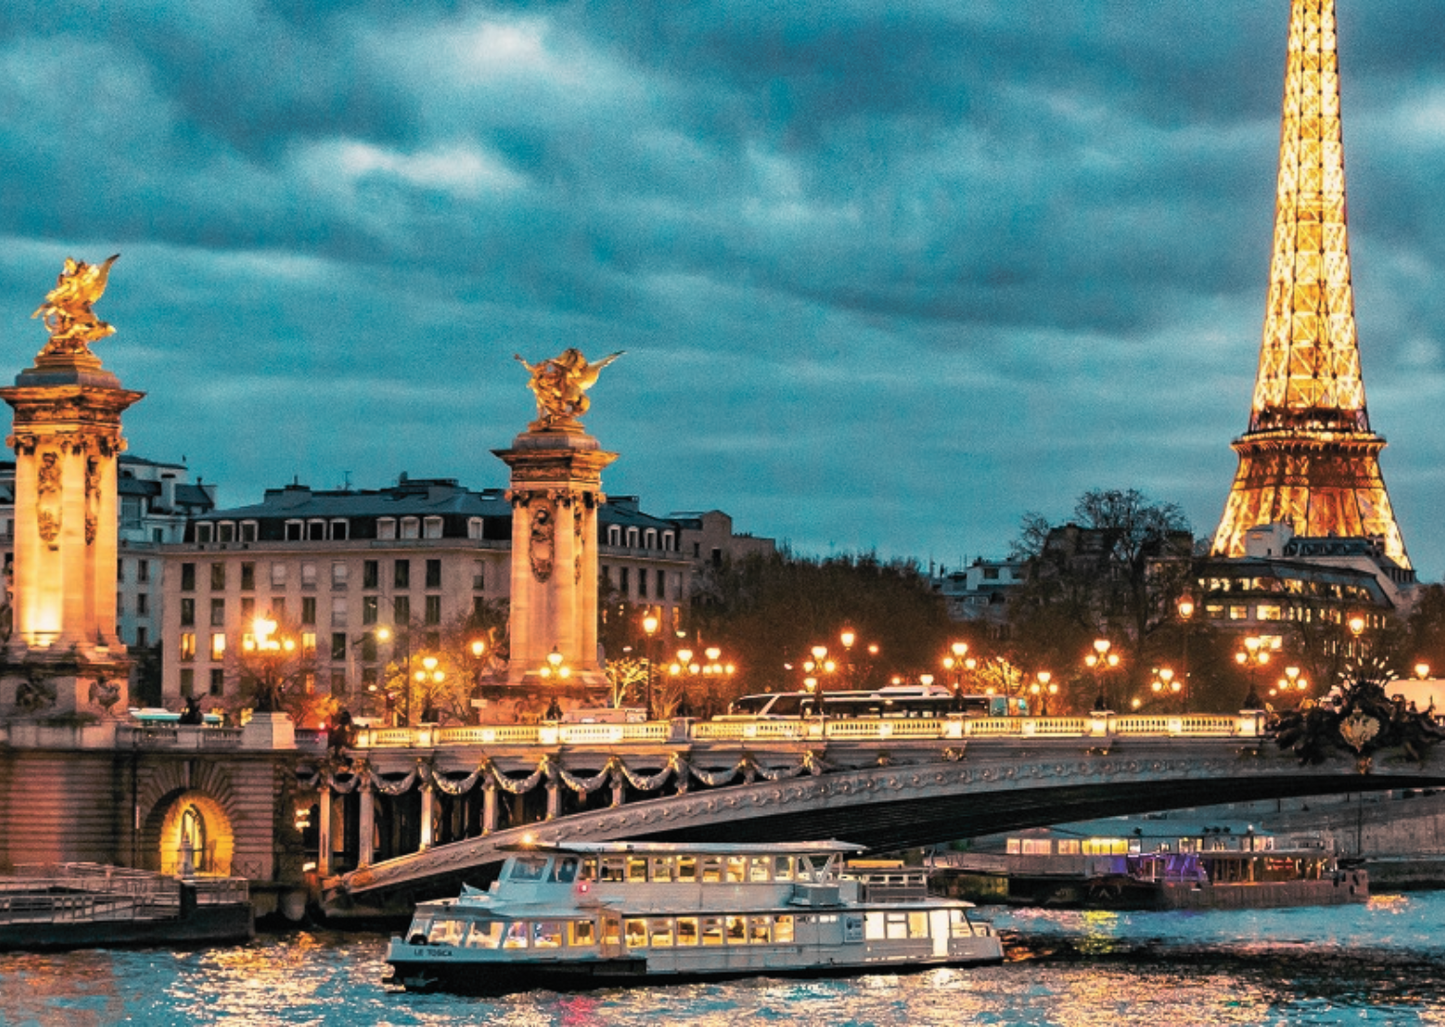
[349,712,1265,750]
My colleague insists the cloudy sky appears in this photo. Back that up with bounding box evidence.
[3,1,1444,577]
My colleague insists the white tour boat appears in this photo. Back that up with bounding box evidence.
[384,840,1002,993]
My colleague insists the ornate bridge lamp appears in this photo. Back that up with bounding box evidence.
[1030,671,1056,716]
[1274,665,1308,703]
[1415,662,1432,682]
[1149,667,1180,712]
[412,656,446,723]
[1085,639,1119,711]
[245,612,296,713]
[943,642,969,699]
[1236,636,1269,709]
[668,648,699,717]
[1347,614,1370,669]
[1177,596,1195,711]
[803,645,835,706]
[642,612,661,718]
[538,647,571,682]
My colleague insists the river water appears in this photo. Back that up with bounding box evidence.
[5,892,1445,1026]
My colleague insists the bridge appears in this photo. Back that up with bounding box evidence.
[317,711,1445,918]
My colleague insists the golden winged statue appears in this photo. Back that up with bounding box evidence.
[514,348,624,429]
[31,254,120,356]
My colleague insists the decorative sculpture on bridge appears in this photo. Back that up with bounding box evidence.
[31,254,121,357]
[514,348,624,430]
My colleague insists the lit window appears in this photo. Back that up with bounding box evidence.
[210,633,226,661]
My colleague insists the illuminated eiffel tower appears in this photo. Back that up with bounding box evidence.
[1211,0,1409,567]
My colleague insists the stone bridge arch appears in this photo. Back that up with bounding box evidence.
[326,742,1445,917]
[137,759,242,877]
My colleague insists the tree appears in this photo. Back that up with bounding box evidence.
[1007,488,1196,710]
[225,616,328,727]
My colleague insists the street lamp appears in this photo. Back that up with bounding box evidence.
[245,612,295,713]
[413,655,445,722]
[1236,636,1269,708]
[1276,664,1308,700]
[804,645,835,703]
[539,646,571,681]
[1415,662,1432,681]
[1085,639,1119,711]
[943,642,969,696]
[1177,595,1195,711]
[642,612,661,717]
[1150,667,1181,711]
[1031,671,1054,716]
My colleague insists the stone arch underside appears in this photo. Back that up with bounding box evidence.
[136,760,242,876]
[327,748,1445,916]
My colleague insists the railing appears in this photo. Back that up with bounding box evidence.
[118,725,245,751]
[351,711,1266,749]
[0,863,249,925]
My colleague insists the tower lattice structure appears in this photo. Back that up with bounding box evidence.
[1211,0,1409,567]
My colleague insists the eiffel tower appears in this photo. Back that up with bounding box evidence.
[1211,0,1409,568]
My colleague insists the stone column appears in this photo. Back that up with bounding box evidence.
[316,788,332,877]
[494,429,617,691]
[482,777,498,836]
[546,776,560,821]
[419,782,435,851]
[358,781,376,869]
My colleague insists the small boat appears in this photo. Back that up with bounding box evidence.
[0,863,253,950]
[384,840,1002,994]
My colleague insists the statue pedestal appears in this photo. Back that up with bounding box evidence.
[242,711,296,750]
[0,649,131,720]
[494,428,618,689]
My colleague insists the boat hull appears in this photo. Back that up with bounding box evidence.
[385,940,1003,995]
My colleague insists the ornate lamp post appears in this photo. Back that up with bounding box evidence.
[538,646,571,682]
[1236,635,1269,708]
[1031,671,1055,716]
[1149,667,1181,711]
[412,655,446,722]
[668,647,698,716]
[1085,638,1119,711]
[1177,595,1195,711]
[943,641,969,698]
[1415,662,1432,681]
[804,645,835,703]
[642,612,661,718]
[245,612,295,714]
[1275,664,1308,701]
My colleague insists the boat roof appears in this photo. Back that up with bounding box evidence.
[500,840,864,856]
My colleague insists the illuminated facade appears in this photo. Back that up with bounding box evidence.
[1212,0,1409,567]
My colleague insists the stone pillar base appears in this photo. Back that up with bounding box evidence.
[242,711,296,749]
[0,657,131,720]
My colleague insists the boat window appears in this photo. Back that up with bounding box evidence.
[885,912,908,940]
[510,856,549,882]
[465,920,504,948]
[748,858,771,882]
[865,912,885,940]
[908,912,929,939]
[406,917,431,944]
[428,919,466,946]
[626,856,648,883]
[949,909,974,939]
[650,856,674,883]
[569,920,596,947]
[624,919,648,948]
[725,915,747,944]
[551,857,579,883]
[602,918,620,946]
[648,918,674,947]
[700,857,722,883]
[504,921,529,948]
[749,916,771,944]
[600,857,626,882]
[773,856,794,882]
[676,856,698,882]
[676,917,699,946]
[532,920,564,948]
[775,915,794,944]
[724,856,746,882]
[701,917,725,945]
[579,857,598,881]
[796,856,821,881]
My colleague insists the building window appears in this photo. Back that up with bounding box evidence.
[240,562,255,590]
[361,633,378,662]
[301,562,317,588]
[116,592,125,616]
[656,569,665,599]
[121,496,142,529]
[423,516,443,539]
[330,670,346,695]
[218,522,235,543]
[180,598,195,626]
[136,626,148,647]
[425,595,441,625]
[662,531,674,551]
[210,633,226,661]
[644,528,657,550]
[426,559,441,589]
[363,560,379,589]
[285,520,303,541]
[210,598,225,627]
[331,632,346,661]
[362,667,378,689]
[180,668,195,696]
[608,526,621,546]
[331,597,348,627]
[195,523,213,543]
[468,517,484,539]
[331,519,349,541]
[210,668,225,696]
[639,571,648,599]
[627,527,639,548]
[620,567,630,595]
[137,593,150,616]
[472,560,485,591]
[117,559,125,583]
[181,563,196,591]
[362,595,378,625]
[377,517,396,540]
[138,559,150,583]
[301,597,316,625]
[179,633,196,662]
[308,520,326,541]
[210,563,225,590]
[394,595,410,625]
[302,632,317,658]
[395,560,410,589]
[271,563,287,587]
[271,597,286,620]
[474,596,490,620]
[240,596,254,620]
[241,521,258,542]
[332,562,349,590]
[401,517,420,540]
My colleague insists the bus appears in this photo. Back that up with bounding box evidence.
[719,685,1028,721]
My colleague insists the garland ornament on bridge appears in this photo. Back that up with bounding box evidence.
[301,750,832,804]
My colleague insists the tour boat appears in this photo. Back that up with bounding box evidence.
[383,840,1002,993]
